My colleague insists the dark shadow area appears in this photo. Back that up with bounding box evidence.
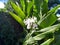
[0,11,25,45]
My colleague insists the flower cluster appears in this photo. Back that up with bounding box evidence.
[24,16,38,29]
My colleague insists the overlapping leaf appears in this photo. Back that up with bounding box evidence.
[38,5,60,28]
[9,12,25,27]
[40,38,54,45]
[23,24,60,45]
[27,0,34,17]
[10,2,25,20]
[20,0,25,12]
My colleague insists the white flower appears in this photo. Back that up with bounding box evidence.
[30,18,35,23]
[24,18,31,25]
[24,16,38,29]
[32,23,38,29]
[32,16,37,22]
[27,24,31,29]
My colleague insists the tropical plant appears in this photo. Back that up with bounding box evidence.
[7,0,60,45]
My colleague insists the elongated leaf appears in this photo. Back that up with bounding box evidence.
[27,0,33,17]
[9,12,25,27]
[38,5,60,28]
[40,14,57,28]
[37,24,60,32]
[33,24,60,41]
[23,24,60,45]
[40,38,54,45]
[42,0,48,14]
[25,30,35,40]
[33,0,48,16]
[33,0,43,20]
[10,2,25,19]
[33,28,57,40]
[34,0,43,14]
[48,5,60,14]
[23,31,51,45]
[51,30,60,45]
[20,0,25,12]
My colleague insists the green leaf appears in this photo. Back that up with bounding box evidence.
[33,0,43,20]
[48,5,60,14]
[45,0,48,3]
[33,27,57,41]
[34,0,43,14]
[27,0,34,17]
[37,24,60,32]
[40,38,54,45]
[20,0,25,12]
[25,30,35,40]
[40,14,57,28]
[38,5,60,28]
[51,30,60,45]
[23,24,60,45]
[33,0,48,21]
[10,2,25,20]
[42,0,48,14]
[9,12,25,27]
[23,31,50,45]
[33,0,48,16]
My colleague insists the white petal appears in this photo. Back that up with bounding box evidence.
[27,24,31,29]
[57,18,60,21]
[33,23,38,29]
[30,18,35,23]
[34,17,37,21]
[56,14,60,17]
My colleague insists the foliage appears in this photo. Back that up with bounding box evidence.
[7,0,60,45]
